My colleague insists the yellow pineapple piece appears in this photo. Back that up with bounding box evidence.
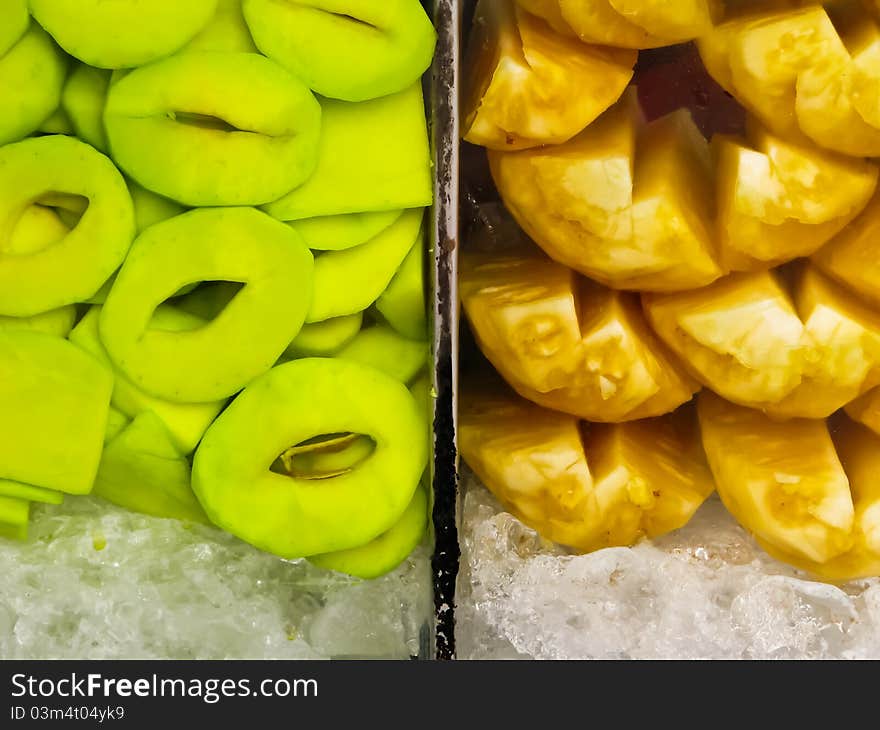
[698,4,880,156]
[490,95,723,293]
[814,193,880,309]
[844,386,880,437]
[460,242,698,422]
[757,416,880,582]
[606,0,715,42]
[459,379,714,552]
[557,0,669,48]
[644,270,809,407]
[514,0,575,35]
[462,0,635,151]
[714,122,877,271]
[698,391,854,565]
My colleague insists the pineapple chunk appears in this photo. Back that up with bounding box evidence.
[646,267,880,417]
[845,387,880,437]
[814,193,880,309]
[644,271,809,407]
[698,4,880,156]
[714,122,877,271]
[460,242,698,422]
[514,0,575,35]
[459,378,714,552]
[490,95,723,292]
[698,391,854,565]
[752,416,880,582]
[462,0,635,150]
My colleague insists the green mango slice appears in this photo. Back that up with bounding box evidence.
[0,495,29,541]
[94,411,210,524]
[38,107,74,136]
[308,209,423,323]
[0,136,135,317]
[62,64,112,152]
[192,357,428,557]
[243,0,435,102]
[187,0,257,53]
[0,306,76,338]
[337,325,428,384]
[288,210,403,251]
[72,305,226,454]
[264,84,431,220]
[0,24,67,146]
[0,0,28,57]
[376,235,427,340]
[29,0,218,69]
[104,52,321,207]
[127,180,186,234]
[308,484,428,579]
[0,331,112,494]
[104,407,130,444]
[285,312,363,358]
[0,479,63,506]
[100,207,314,403]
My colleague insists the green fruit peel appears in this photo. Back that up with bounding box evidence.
[193,357,427,558]
[104,52,322,207]
[100,207,314,402]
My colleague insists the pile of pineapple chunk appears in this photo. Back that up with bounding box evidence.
[460,0,880,581]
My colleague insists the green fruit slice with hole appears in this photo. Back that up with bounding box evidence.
[0,330,112,494]
[192,357,427,557]
[337,325,427,384]
[29,0,219,69]
[100,207,313,402]
[288,210,403,251]
[285,312,363,358]
[0,0,28,57]
[104,51,321,207]
[186,0,257,53]
[0,306,76,338]
[62,63,112,152]
[0,135,135,316]
[243,0,435,101]
[375,234,426,340]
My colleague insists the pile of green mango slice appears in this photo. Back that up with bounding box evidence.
[0,0,435,579]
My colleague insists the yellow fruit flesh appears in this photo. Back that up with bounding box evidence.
[845,386,880,437]
[557,0,669,48]
[698,391,854,565]
[514,0,575,35]
[459,380,714,552]
[490,95,722,292]
[714,125,877,271]
[814,193,880,309]
[759,417,880,582]
[461,243,698,422]
[463,0,635,151]
[608,0,714,43]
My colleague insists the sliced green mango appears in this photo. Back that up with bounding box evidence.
[71,305,225,454]
[308,209,422,322]
[61,63,112,151]
[29,0,218,69]
[0,479,63,505]
[104,52,321,207]
[375,235,427,340]
[187,0,257,53]
[0,0,28,57]
[127,180,187,234]
[0,331,112,494]
[0,306,76,338]
[288,210,403,251]
[94,411,210,524]
[337,325,428,384]
[193,357,427,557]
[285,313,363,358]
[0,24,67,146]
[308,484,428,579]
[243,0,435,102]
[104,407,130,444]
[38,106,74,135]
[100,207,314,402]
[0,136,135,316]
[264,84,431,220]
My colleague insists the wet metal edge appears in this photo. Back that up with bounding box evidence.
[428,0,460,660]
